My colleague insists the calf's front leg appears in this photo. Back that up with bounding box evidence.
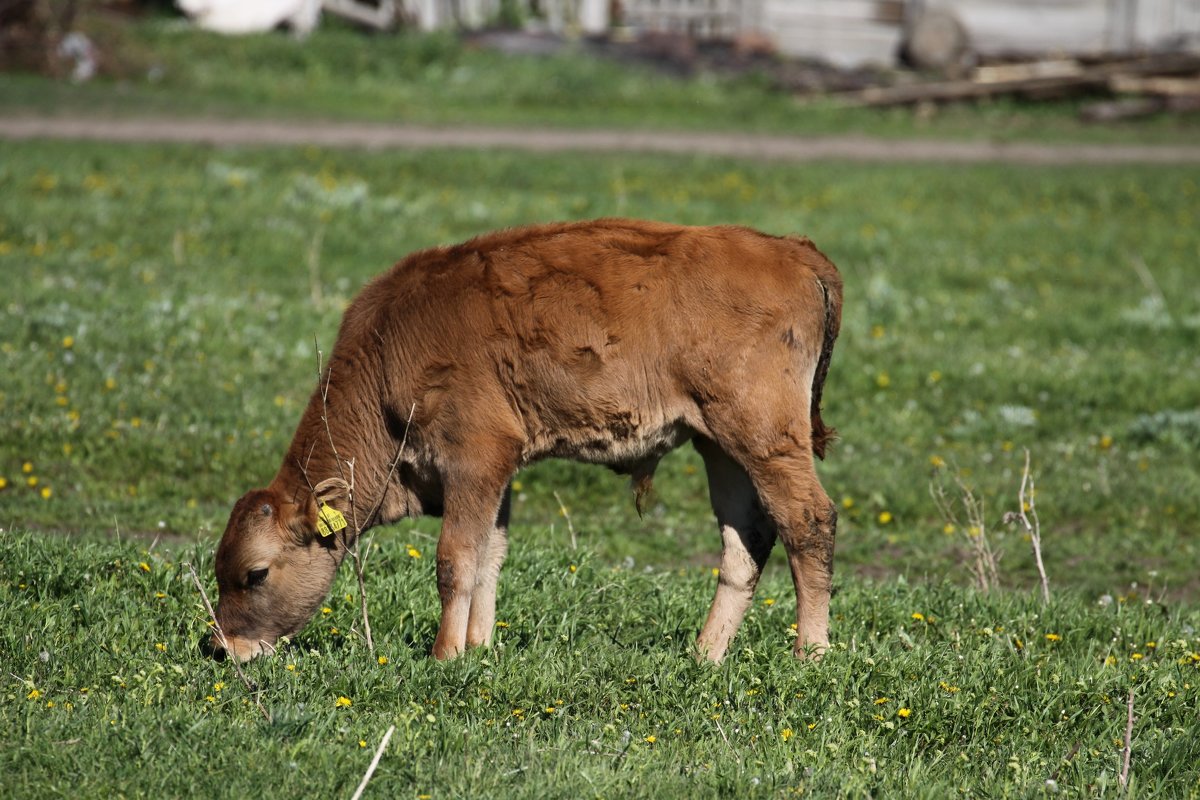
[432,478,511,660]
[466,487,512,648]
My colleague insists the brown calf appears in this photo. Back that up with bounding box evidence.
[211,218,842,663]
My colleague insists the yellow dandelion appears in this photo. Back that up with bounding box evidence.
[1131,653,1144,661]
[205,695,216,703]
[711,567,720,577]
[358,740,367,748]
[495,621,509,628]
[155,643,166,652]
[807,722,817,730]
[27,689,40,700]
[897,708,912,718]
[286,664,296,672]
[644,735,656,744]
[1099,435,1113,450]
[377,656,388,665]
[876,373,890,389]
[23,461,35,472]
[27,476,38,487]
[930,455,945,468]
[321,607,331,615]
[878,511,893,525]
[139,562,151,573]
[213,682,225,692]
[511,480,523,492]
[46,701,55,708]
[335,696,352,708]
[544,706,556,714]
[569,564,577,573]
[911,612,925,622]
[407,546,421,559]
[874,697,890,705]
[842,496,855,509]
[871,325,885,339]
[104,377,116,390]
[40,487,52,500]
[780,728,793,741]
[0,477,7,490]
[1045,633,1061,642]
[763,598,776,606]
[62,336,74,349]
[154,592,166,599]
[1104,655,1117,666]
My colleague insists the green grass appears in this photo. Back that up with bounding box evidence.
[4,17,1200,144]
[1,138,1199,795]
[3,532,1199,797]
[2,140,1198,599]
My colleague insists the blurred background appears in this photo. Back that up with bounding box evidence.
[3,0,1200,123]
[2,0,1199,602]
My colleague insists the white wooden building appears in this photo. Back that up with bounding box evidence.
[181,1,1200,66]
[396,0,1200,66]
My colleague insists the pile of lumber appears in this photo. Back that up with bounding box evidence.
[850,52,1200,120]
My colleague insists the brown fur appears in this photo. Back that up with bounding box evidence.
[211,218,843,662]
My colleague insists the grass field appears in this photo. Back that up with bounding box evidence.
[1,137,1199,795]
[3,533,1199,797]
[4,18,1200,145]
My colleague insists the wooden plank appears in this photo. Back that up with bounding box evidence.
[974,59,1083,84]
[1110,75,1200,97]
[851,53,1200,107]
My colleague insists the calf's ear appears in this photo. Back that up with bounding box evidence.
[312,477,350,507]
[283,478,351,546]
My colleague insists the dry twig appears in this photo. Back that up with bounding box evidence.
[553,491,577,550]
[350,724,396,800]
[1120,688,1135,790]
[185,562,271,722]
[311,339,417,657]
[1004,449,1050,604]
[931,473,1000,593]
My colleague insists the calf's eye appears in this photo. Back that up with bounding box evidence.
[247,568,269,588]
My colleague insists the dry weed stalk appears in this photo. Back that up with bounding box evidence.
[1119,688,1135,790]
[351,724,396,800]
[304,342,414,658]
[1003,449,1050,604]
[185,562,271,722]
[553,490,578,551]
[930,472,1001,593]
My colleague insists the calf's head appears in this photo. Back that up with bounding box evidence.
[210,488,340,662]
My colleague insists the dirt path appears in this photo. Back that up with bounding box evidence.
[4,114,1200,164]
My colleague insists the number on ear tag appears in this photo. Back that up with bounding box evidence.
[317,504,348,537]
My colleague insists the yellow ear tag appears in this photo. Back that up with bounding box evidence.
[317,504,348,538]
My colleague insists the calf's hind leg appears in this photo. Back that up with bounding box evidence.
[702,383,837,658]
[694,438,778,662]
[743,450,836,658]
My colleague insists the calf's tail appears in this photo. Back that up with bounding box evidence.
[809,259,842,460]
